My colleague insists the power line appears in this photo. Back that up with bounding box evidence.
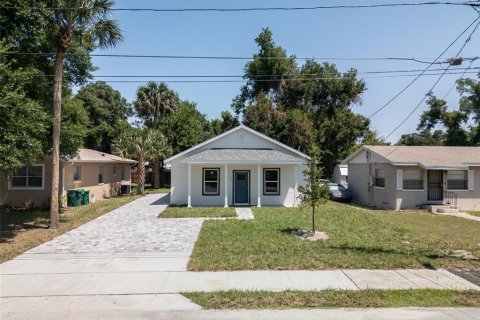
[1,2,478,12]
[367,14,480,119]
[383,14,480,140]
[442,58,478,99]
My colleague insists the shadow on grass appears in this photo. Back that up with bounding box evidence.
[0,210,50,243]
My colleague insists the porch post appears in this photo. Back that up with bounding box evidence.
[257,164,261,207]
[187,163,192,208]
[224,164,228,208]
[294,165,298,207]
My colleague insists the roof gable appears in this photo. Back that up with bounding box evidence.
[165,125,308,163]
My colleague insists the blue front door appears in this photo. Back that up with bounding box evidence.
[234,171,249,205]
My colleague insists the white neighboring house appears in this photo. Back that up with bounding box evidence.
[333,164,348,187]
[165,125,309,207]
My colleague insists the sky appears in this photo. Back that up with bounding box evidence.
[85,0,480,143]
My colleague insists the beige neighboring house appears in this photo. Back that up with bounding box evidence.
[0,149,136,208]
[343,146,480,211]
[166,125,308,207]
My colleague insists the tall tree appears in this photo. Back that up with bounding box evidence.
[210,111,239,135]
[134,82,179,188]
[297,147,330,234]
[47,0,122,228]
[76,81,132,153]
[161,101,213,154]
[113,128,170,195]
[458,76,480,145]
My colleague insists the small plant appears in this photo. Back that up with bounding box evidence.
[297,146,330,234]
[59,195,68,208]
[24,200,34,210]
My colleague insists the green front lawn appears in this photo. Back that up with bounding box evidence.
[160,206,236,218]
[0,195,140,263]
[468,212,480,217]
[188,202,480,270]
[184,289,480,309]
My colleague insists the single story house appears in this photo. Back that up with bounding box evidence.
[165,125,308,207]
[333,164,348,187]
[0,149,136,208]
[343,146,480,211]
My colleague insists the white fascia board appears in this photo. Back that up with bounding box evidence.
[165,125,309,164]
[343,146,393,165]
[180,160,304,165]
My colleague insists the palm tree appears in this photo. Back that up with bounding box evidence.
[134,82,179,188]
[48,0,122,228]
[113,128,171,195]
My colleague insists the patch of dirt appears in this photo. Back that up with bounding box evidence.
[291,230,329,241]
[443,249,479,261]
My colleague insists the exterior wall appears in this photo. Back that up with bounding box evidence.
[64,162,132,201]
[451,167,480,211]
[347,162,397,210]
[395,166,428,210]
[170,161,305,207]
[333,166,348,186]
[0,160,132,208]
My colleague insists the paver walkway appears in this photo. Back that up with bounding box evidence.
[235,207,254,220]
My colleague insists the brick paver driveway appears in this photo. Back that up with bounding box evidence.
[28,193,202,254]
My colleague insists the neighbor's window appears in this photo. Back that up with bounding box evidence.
[447,170,468,190]
[375,169,385,188]
[98,166,104,184]
[73,166,81,181]
[203,168,220,195]
[10,165,44,189]
[121,166,126,181]
[264,168,280,195]
[403,169,423,190]
[113,166,117,175]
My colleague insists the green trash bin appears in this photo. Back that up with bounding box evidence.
[67,189,82,207]
[82,190,90,205]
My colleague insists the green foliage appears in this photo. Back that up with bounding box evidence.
[161,101,213,154]
[210,111,239,135]
[75,81,132,153]
[297,147,330,232]
[113,126,170,162]
[233,29,369,178]
[0,45,49,174]
[59,98,90,156]
[134,82,180,129]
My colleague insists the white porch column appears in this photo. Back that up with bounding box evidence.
[224,164,228,207]
[294,165,298,207]
[187,163,192,208]
[257,164,261,207]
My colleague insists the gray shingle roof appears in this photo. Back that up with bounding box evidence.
[182,148,304,163]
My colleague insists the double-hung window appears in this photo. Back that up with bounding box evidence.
[121,166,126,181]
[403,169,423,190]
[447,170,468,190]
[264,168,280,195]
[375,169,385,188]
[10,165,44,189]
[203,168,220,195]
[73,166,81,181]
[98,166,104,184]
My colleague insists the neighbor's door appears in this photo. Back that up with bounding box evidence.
[234,171,250,205]
[428,170,443,201]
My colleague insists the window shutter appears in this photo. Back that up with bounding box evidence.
[468,170,474,191]
[397,169,403,191]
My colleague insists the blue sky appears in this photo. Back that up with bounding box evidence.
[87,0,480,143]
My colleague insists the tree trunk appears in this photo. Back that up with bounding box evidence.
[49,48,66,229]
[160,158,166,187]
[152,159,160,189]
[138,156,145,195]
[312,204,315,233]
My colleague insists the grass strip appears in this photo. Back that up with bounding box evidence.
[184,289,480,309]
[160,206,236,218]
[0,195,140,263]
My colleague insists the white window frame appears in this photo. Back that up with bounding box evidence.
[447,170,468,191]
[374,169,385,189]
[9,164,45,190]
[263,168,280,195]
[98,166,104,185]
[73,166,82,182]
[202,168,220,196]
[402,169,424,191]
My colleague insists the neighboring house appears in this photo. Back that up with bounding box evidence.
[343,146,480,211]
[0,149,136,208]
[333,164,348,187]
[165,125,308,207]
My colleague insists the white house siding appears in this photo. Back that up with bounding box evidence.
[395,166,428,210]
[452,167,480,211]
[170,161,303,207]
